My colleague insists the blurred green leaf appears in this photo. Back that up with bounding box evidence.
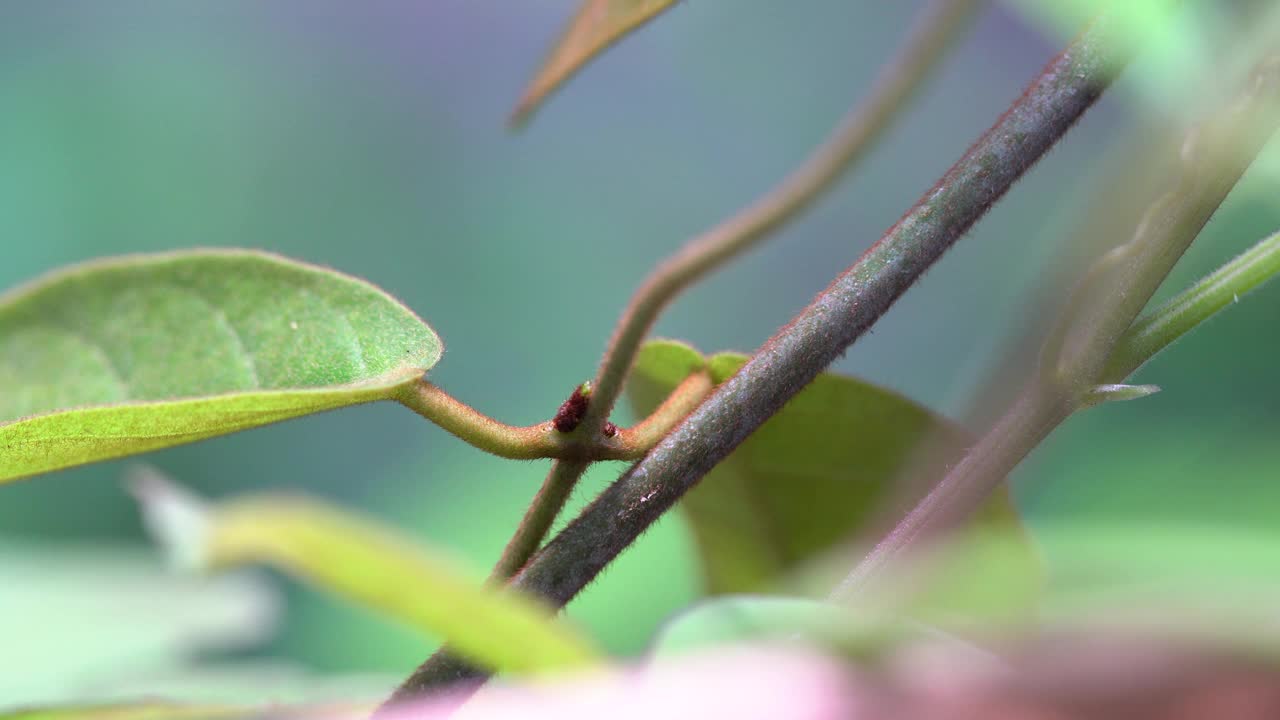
[71,661,392,707]
[133,472,602,678]
[649,595,883,659]
[0,662,396,719]
[649,593,1003,673]
[627,340,1033,595]
[1007,0,1258,117]
[0,702,244,720]
[0,542,277,706]
[1036,523,1280,617]
[877,521,1280,651]
[511,0,679,126]
[0,249,441,484]
[2,657,394,717]
[651,522,1280,666]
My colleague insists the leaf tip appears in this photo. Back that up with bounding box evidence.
[507,97,539,131]
[506,0,680,129]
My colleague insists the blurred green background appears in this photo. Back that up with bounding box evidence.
[2,0,1278,689]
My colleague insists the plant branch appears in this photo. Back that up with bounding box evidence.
[1051,64,1280,397]
[488,459,591,583]
[614,371,714,451]
[385,7,1142,702]
[834,51,1280,601]
[466,0,983,605]
[1104,227,1280,381]
[396,381,563,460]
[576,0,987,437]
[394,378,702,462]
[485,372,711,582]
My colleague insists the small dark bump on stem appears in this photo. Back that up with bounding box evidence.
[386,9,1145,699]
[552,383,591,433]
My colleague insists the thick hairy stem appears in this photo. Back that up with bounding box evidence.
[387,8,1141,700]
[393,1,989,696]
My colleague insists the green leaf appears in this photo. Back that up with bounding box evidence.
[650,522,1280,662]
[649,594,999,670]
[0,249,442,484]
[0,659,395,717]
[0,541,277,707]
[132,471,602,677]
[69,662,394,707]
[650,595,886,660]
[0,702,245,720]
[627,340,1034,595]
[870,522,1280,650]
[510,0,679,127]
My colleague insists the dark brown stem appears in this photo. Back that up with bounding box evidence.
[407,0,989,692]
[384,7,1144,703]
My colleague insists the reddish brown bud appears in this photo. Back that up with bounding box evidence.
[552,384,590,433]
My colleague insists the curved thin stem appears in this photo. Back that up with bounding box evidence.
[384,8,1138,702]
[395,379,703,462]
[381,0,986,702]
[614,371,714,451]
[463,0,983,624]
[1104,227,1280,381]
[489,459,591,582]
[487,372,712,582]
[576,0,987,438]
[396,381,560,460]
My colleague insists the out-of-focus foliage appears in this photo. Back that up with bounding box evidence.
[0,542,276,706]
[651,520,1280,661]
[1,1,1278,710]
[626,340,1036,595]
[133,471,602,677]
[0,702,247,720]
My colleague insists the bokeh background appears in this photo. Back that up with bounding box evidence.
[2,0,1278,692]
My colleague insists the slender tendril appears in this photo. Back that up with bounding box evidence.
[1104,227,1280,381]
[383,6,1137,705]
[578,0,986,437]
[462,0,986,606]
[489,459,591,582]
[391,0,982,615]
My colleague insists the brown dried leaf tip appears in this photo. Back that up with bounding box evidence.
[552,382,592,433]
